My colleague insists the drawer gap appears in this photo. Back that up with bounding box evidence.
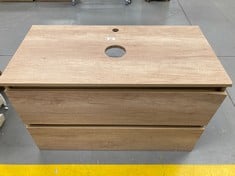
[6,86,225,92]
[28,124,204,128]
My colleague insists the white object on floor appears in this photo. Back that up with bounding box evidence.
[0,114,5,127]
[0,94,8,110]
[0,94,4,107]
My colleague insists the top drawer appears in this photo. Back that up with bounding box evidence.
[6,88,226,126]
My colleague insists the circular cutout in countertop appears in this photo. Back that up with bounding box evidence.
[105,45,126,58]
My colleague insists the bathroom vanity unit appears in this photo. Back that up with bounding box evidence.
[0,25,232,150]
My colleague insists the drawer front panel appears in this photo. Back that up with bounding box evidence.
[28,126,203,150]
[7,89,226,126]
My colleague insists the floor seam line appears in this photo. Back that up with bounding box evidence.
[218,56,235,58]
[177,0,192,25]
[226,90,235,107]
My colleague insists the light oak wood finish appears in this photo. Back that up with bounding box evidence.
[36,0,70,1]
[0,26,232,150]
[0,26,231,87]
[7,88,226,126]
[28,126,204,150]
[0,0,33,1]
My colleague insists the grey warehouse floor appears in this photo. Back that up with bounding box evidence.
[0,0,235,164]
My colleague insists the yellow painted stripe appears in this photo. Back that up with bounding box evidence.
[0,165,235,176]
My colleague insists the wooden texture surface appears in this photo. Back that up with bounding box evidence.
[0,25,231,87]
[28,126,203,150]
[0,0,33,1]
[36,0,70,1]
[7,88,226,126]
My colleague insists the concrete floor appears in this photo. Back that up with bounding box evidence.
[0,0,235,163]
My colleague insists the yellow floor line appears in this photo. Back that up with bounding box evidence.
[0,164,235,176]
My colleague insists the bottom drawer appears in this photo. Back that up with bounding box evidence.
[28,126,203,151]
